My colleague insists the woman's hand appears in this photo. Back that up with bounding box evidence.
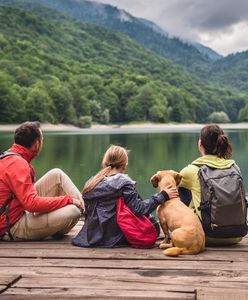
[163,184,179,199]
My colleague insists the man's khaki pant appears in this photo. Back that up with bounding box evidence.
[3,168,83,241]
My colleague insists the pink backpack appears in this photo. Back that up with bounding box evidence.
[116,196,157,248]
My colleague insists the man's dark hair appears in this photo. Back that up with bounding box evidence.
[14,121,42,148]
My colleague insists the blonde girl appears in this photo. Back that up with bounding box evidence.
[72,145,178,248]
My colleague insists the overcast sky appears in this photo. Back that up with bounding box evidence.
[96,0,248,56]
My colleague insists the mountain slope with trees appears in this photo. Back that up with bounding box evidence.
[0,0,222,75]
[19,0,248,96]
[209,51,248,92]
[0,3,247,125]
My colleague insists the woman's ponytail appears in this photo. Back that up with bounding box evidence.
[200,124,232,159]
[216,134,232,159]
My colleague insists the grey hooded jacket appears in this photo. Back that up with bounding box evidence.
[72,173,168,248]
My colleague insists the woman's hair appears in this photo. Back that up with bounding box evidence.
[200,124,232,159]
[83,145,129,194]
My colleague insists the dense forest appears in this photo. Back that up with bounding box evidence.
[2,0,219,75]
[17,0,248,92]
[0,1,248,126]
[209,52,248,92]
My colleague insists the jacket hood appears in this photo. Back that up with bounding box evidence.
[104,173,136,189]
[83,173,135,201]
[8,144,37,163]
[192,155,235,169]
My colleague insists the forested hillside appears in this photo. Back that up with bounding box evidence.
[0,4,247,125]
[17,0,248,97]
[0,0,221,75]
[210,51,248,92]
[4,0,248,93]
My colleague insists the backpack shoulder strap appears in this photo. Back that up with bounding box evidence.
[0,151,34,183]
[191,162,201,167]
[0,151,24,240]
[0,195,14,215]
[231,163,248,206]
[232,163,242,174]
[0,151,22,159]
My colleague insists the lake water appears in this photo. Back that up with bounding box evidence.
[1,128,248,198]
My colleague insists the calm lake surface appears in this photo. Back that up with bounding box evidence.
[1,128,248,198]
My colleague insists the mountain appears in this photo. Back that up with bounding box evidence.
[137,18,168,36]
[191,43,222,61]
[2,0,222,74]
[209,51,248,92]
[138,18,222,61]
[0,1,247,125]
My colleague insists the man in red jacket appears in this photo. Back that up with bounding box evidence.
[0,121,84,241]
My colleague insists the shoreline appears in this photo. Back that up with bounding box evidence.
[1,122,248,132]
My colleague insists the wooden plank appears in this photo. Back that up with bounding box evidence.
[0,275,21,293]
[1,247,248,261]
[0,237,247,250]
[197,288,248,300]
[0,243,248,253]
[11,272,248,289]
[1,288,195,299]
[0,264,247,279]
[3,273,197,298]
[1,257,246,271]
[0,276,20,286]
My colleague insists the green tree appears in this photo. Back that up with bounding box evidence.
[49,85,76,123]
[89,100,102,123]
[149,103,168,123]
[207,111,230,123]
[238,103,248,122]
[43,76,76,123]
[0,33,8,49]
[224,96,247,122]
[126,84,156,121]
[25,82,54,122]
[72,89,90,118]
[0,71,25,123]
[110,79,138,122]
[168,88,195,123]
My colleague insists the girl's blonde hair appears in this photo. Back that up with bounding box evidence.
[83,145,129,194]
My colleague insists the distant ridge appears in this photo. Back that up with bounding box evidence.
[5,0,221,73]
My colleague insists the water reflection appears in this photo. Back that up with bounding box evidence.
[1,130,248,198]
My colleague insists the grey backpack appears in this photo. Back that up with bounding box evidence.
[197,164,248,238]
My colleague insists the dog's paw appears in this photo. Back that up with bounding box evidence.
[159,242,172,249]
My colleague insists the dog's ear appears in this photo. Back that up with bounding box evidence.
[150,172,161,188]
[174,172,182,185]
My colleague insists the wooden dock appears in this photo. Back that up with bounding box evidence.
[1,222,248,299]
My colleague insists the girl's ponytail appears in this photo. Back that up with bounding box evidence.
[83,166,112,194]
[82,145,129,194]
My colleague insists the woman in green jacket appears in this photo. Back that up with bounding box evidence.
[179,124,243,246]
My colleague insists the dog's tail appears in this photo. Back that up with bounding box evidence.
[163,247,189,257]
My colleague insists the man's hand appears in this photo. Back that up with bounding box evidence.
[72,198,85,214]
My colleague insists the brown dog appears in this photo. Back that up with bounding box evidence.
[151,170,205,256]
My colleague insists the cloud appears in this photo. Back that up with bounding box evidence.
[159,0,248,30]
[95,0,248,55]
[199,21,248,55]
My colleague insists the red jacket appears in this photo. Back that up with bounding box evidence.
[0,144,73,236]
